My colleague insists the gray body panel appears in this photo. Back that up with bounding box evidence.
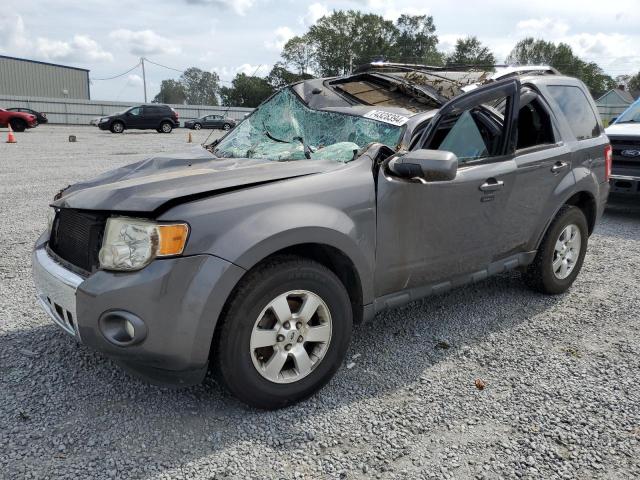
[32,74,609,384]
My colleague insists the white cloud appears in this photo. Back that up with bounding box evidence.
[184,0,254,16]
[381,6,429,21]
[0,13,112,63]
[516,18,570,37]
[301,3,330,26]
[108,29,180,56]
[264,26,295,52]
[438,34,462,54]
[126,74,143,87]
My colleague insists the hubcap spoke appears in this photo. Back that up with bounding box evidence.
[553,256,563,271]
[270,295,292,323]
[292,348,312,376]
[263,350,288,381]
[297,295,320,323]
[305,324,331,343]
[250,328,278,349]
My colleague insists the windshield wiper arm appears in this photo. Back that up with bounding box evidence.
[293,136,314,159]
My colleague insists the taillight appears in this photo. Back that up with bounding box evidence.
[604,144,612,181]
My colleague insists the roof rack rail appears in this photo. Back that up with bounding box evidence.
[354,62,559,75]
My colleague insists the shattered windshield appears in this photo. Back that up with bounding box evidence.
[212,88,403,162]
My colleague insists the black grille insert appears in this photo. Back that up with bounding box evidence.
[49,209,106,273]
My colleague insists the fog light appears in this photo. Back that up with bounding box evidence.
[98,310,147,346]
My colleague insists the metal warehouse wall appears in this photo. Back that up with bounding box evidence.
[0,57,90,100]
[0,94,254,124]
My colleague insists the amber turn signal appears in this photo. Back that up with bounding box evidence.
[157,224,189,256]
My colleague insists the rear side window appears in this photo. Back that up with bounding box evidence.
[548,85,600,140]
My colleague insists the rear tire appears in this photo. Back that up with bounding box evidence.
[110,121,124,134]
[10,119,27,132]
[522,205,588,294]
[160,121,173,133]
[215,255,353,409]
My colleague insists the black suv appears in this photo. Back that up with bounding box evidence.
[98,105,179,133]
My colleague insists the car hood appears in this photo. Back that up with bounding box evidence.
[605,123,640,136]
[52,146,344,214]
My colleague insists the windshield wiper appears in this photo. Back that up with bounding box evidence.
[293,136,314,159]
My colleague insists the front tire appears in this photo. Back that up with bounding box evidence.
[193,123,202,130]
[110,121,124,134]
[222,123,232,131]
[215,255,353,409]
[523,205,588,294]
[10,119,27,132]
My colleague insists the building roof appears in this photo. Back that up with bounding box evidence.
[596,88,634,106]
[0,54,90,73]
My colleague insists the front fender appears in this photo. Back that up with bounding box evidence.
[161,160,377,304]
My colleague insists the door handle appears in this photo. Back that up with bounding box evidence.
[551,161,569,173]
[479,178,504,192]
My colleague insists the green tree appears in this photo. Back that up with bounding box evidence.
[180,67,220,105]
[305,10,397,76]
[506,38,615,98]
[446,36,496,68]
[281,35,316,75]
[153,79,186,104]
[393,14,443,65]
[219,73,273,107]
[266,62,313,90]
[628,72,640,94]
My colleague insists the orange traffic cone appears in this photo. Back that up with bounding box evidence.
[6,124,17,144]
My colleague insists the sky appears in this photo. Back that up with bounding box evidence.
[1,0,639,102]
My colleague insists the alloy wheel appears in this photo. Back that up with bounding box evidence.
[552,223,581,279]
[250,290,332,384]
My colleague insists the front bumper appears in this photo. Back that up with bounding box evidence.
[32,245,83,337]
[610,175,640,195]
[32,235,246,386]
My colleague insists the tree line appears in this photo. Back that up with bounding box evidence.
[153,10,640,108]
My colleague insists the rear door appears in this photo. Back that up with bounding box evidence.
[375,79,521,297]
[499,87,574,255]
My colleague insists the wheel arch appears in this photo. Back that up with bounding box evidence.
[535,190,597,250]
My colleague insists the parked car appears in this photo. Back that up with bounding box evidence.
[184,114,236,131]
[6,107,48,125]
[605,98,640,195]
[33,64,609,409]
[98,104,179,133]
[0,108,38,132]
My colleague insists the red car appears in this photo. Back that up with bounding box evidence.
[0,108,38,132]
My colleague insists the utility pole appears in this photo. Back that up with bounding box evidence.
[141,57,147,103]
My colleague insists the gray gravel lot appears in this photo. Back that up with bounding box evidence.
[1,125,639,479]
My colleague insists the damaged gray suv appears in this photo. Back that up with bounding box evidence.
[33,64,610,409]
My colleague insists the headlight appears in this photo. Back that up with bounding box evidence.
[47,208,57,232]
[98,217,189,271]
[99,117,108,123]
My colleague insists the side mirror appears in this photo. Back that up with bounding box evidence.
[389,149,458,181]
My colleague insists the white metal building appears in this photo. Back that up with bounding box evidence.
[0,55,90,100]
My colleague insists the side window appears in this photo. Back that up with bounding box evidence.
[547,85,600,140]
[424,95,510,164]
[129,107,142,116]
[516,97,555,150]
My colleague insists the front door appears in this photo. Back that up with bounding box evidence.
[375,79,521,298]
[126,107,144,128]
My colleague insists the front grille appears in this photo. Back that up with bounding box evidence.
[610,138,640,148]
[49,209,106,273]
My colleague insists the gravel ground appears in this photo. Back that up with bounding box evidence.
[1,125,639,480]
